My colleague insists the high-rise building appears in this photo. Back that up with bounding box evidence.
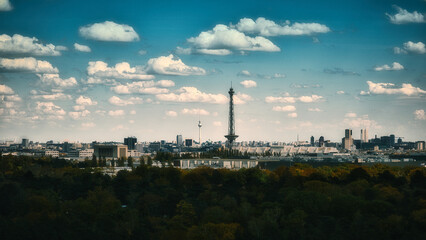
[176,135,183,146]
[319,136,325,147]
[342,129,353,150]
[124,137,137,150]
[225,86,238,148]
[198,120,202,144]
[310,136,314,146]
[185,139,193,147]
[21,138,29,148]
[361,129,368,143]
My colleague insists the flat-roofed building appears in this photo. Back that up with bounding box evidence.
[94,144,127,159]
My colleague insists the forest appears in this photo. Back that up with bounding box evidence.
[0,154,425,240]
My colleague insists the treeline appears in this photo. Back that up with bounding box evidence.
[0,155,425,240]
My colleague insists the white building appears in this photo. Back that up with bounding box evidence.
[44,150,59,158]
[79,149,94,158]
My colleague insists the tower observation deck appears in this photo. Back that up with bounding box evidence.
[225,86,238,148]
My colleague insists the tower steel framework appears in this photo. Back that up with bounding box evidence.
[225,86,238,148]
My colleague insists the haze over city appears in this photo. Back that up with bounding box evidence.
[0,0,425,143]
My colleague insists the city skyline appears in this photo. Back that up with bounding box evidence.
[0,0,425,142]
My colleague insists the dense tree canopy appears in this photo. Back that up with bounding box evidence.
[0,154,425,239]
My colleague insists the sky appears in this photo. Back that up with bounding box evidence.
[0,0,425,143]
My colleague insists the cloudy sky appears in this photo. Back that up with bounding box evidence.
[0,0,425,143]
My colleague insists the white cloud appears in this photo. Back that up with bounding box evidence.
[138,50,147,55]
[37,74,78,88]
[35,102,66,118]
[0,34,62,56]
[414,109,426,120]
[69,110,90,120]
[240,80,257,88]
[130,110,136,115]
[87,61,154,80]
[0,84,14,94]
[343,115,380,129]
[337,91,345,95]
[374,62,404,71]
[31,93,71,101]
[237,70,251,77]
[181,108,210,115]
[175,47,233,56]
[146,54,206,76]
[234,92,253,104]
[165,110,178,117]
[0,0,12,11]
[156,87,228,104]
[111,80,171,95]
[108,96,143,106]
[213,121,222,127]
[81,122,96,128]
[79,21,139,42]
[265,94,323,103]
[308,108,322,112]
[55,46,68,51]
[345,112,357,118]
[0,57,58,73]
[364,81,426,96]
[386,6,425,24]
[272,105,296,112]
[288,112,298,118]
[73,105,85,111]
[76,96,97,106]
[187,24,280,54]
[108,110,125,116]
[395,41,426,54]
[4,94,21,101]
[74,43,91,52]
[85,77,116,85]
[236,17,330,36]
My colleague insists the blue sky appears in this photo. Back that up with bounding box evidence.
[0,0,425,143]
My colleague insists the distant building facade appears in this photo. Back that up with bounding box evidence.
[94,144,128,159]
[124,137,137,150]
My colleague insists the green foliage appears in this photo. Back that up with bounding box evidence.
[0,155,425,239]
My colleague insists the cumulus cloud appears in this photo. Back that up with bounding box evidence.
[31,92,71,101]
[79,21,139,42]
[240,80,257,88]
[146,54,206,76]
[69,110,90,120]
[234,92,253,104]
[187,24,280,54]
[414,109,426,120]
[362,81,426,96]
[345,112,357,118]
[165,110,178,117]
[236,17,330,36]
[0,0,12,11]
[3,94,21,102]
[265,94,323,103]
[181,108,210,115]
[76,96,97,106]
[343,115,380,129]
[374,62,404,71]
[108,96,143,106]
[0,57,58,73]
[138,50,147,55]
[237,70,285,79]
[35,102,66,119]
[156,87,228,104]
[288,112,298,118]
[74,43,91,52]
[394,41,426,54]
[111,80,172,95]
[386,6,425,24]
[37,74,78,88]
[272,105,296,112]
[108,110,125,116]
[308,108,322,112]
[323,68,360,76]
[0,84,14,94]
[87,61,154,80]
[176,47,232,56]
[0,34,62,56]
